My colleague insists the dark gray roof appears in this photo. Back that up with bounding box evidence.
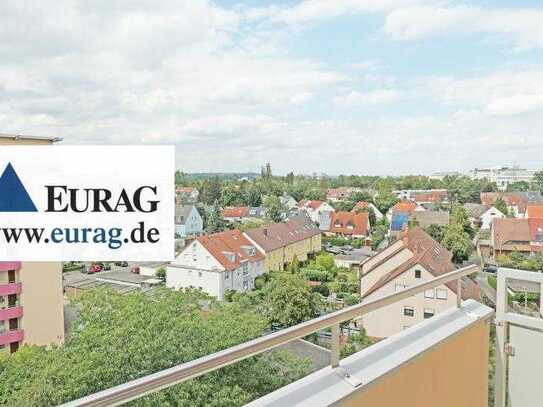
[463,203,490,218]
[409,211,450,227]
[175,205,195,225]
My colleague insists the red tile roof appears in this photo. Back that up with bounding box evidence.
[481,192,528,212]
[364,228,480,301]
[222,206,250,218]
[329,211,370,236]
[176,187,198,194]
[391,200,418,214]
[491,218,534,252]
[412,190,448,203]
[527,205,543,219]
[351,201,370,212]
[298,200,324,210]
[196,229,264,271]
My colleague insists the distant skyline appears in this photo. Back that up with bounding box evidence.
[1,1,543,175]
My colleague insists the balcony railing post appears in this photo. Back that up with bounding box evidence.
[331,323,340,368]
[456,278,462,308]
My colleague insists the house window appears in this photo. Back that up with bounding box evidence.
[198,271,202,278]
[415,269,421,279]
[225,272,229,280]
[0,296,4,309]
[424,289,435,299]
[8,270,15,284]
[424,308,435,319]
[436,289,448,300]
[0,320,4,334]
[403,306,415,317]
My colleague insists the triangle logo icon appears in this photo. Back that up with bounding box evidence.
[0,163,38,212]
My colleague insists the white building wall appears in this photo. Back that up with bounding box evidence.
[360,265,458,338]
[360,248,414,298]
[480,207,505,230]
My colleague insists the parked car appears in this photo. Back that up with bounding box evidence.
[101,263,112,271]
[483,264,498,274]
[115,261,128,267]
[84,263,103,274]
[131,266,140,274]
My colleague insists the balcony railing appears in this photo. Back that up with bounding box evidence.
[0,329,24,346]
[0,305,23,321]
[0,282,22,297]
[61,264,479,407]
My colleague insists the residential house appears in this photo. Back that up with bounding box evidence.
[167,229,265,300]
[244,215,322,272]
[351,201,384,221]
[490,218,543,259]
[464,203,505,230]
[525,204,543,219]
[326,187,364,202]
[298,200,335,224]
[359,228,480,338]
[480,192,542,218]
[412,190,449,206]
[409,211,450,229]
[386,200,424,221]
[324,211,371,244]
[393,189,448,201]
[279,195,298,210]
[389,212,409,239]
[0,134,65,354]
[175,186,199,204]
[222,206,250,222]
[175,205,203,238]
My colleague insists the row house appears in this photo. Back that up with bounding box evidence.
[480,191,542,218]
[175,186,199,204]
[464,203,505,230]
[244,215,322,272]
[490,217,543,259]
[359,228,480,338]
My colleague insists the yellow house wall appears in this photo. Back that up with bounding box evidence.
[339,321,489,407]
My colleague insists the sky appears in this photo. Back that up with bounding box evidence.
[1,0,543,176]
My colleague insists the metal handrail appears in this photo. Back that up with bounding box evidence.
[61,264,479,407]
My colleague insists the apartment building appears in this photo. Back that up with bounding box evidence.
[359,228,480,338]
[0,134,65,354]
[166,229,265,300]
[244,215,322,272]
[472,166,537,190]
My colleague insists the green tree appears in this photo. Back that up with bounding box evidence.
[0,288,310,406]
[533,170,543,192]
[262,274,321,328]
[374,190,399,214]
[262,196,285,222]
[155,267,166,281]
[424,224,446,243]
[315,253,335,271]
[206,200,229,233]
[201,176,222,205]
[442,223,472,263]
[287,255,300,273]
[494,197,509,217]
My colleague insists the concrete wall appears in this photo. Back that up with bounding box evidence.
[339,321,489,407]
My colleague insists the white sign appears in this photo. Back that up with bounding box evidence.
[0,146,174,261]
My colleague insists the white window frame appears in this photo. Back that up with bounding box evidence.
[424,289,435,299]
[403,306,415,317]
[424,308,435,319]
[436,288,448,300]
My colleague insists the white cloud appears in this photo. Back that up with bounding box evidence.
[385,6,543,50]
[289,92,314,105]
[333,89,400,107]
[424,69,543,116]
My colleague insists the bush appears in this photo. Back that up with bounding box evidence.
[311,284,330,297]
[254,276,266,290]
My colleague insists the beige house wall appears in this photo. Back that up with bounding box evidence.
[360,247,413,298]
[361,240,404,274]
[339,321,489,407]
[360,264,458,338]
[19,262,65,346]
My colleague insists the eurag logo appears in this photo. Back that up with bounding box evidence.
[0,163,38,212]
[0,146,174,261]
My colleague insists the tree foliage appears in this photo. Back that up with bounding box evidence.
[262,274,321,328]
[0,288,311,406]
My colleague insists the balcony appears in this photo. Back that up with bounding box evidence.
[62,264,496,407]
[0,329,24,346]
[0,306,23,321]
[0,262,21,272]
[0,282,22,296]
